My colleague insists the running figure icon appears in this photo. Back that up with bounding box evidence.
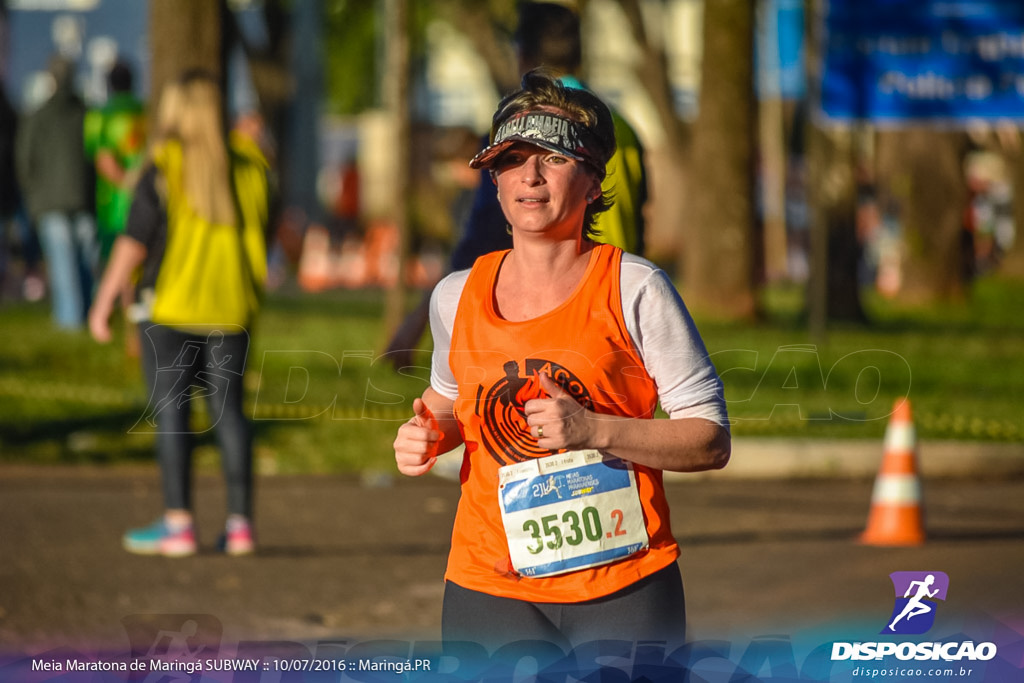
[888,574,939,631]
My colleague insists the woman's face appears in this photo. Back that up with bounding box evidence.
[492,142,600,239]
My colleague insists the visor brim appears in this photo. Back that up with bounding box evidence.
[468,136,586,170]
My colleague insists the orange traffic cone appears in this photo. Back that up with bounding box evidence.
[297,225,333,292]
[860,399,926,546]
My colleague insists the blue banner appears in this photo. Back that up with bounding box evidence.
[820,0,1024,124]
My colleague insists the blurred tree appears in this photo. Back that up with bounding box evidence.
[804,125,864,327]
[803,0,865,330]
[615,0,756,319]
[680,0,759,318]
[614,0,689,156]
[615,0,691,264]
[875,130,971,304]
[322,0,517,116]
[1001,142,1024,279]
[803,0,970,309]
[324,0,380,115]
[149,0,227,108]
[382,0,414,343]
[280,0,325,224]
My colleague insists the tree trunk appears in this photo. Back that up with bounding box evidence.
[1000,143,1024,279]
[148,0,226,108]
[802,0,865,334]
[876,129,970,304]
[381,0,414,345]
[678,0,758,319]
[281,0,323,220]
[805,125,865,324]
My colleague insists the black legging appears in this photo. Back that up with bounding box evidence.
[138,322,253,518]
[442,562,686,654]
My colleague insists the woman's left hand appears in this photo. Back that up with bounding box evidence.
[523,371,731,472]
[523,372,596,451]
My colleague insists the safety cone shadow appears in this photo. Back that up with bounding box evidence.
[859,398,926,546]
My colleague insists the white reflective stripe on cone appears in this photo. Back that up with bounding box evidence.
[872,474,922,504]
[884,422,916,450]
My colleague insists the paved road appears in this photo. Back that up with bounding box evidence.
[2,464,1022,662]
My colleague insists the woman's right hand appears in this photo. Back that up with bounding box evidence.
[394,398,441,476]
[87,235,149,345]
[88,299,114,344]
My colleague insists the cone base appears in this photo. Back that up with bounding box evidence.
[859,506,926,546]
[859,532,926,547]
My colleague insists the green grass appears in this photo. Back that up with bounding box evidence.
[701,276,1024,442]
[1,275,1021,473]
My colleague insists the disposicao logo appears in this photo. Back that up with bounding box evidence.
[831,571,998,663]
[883,571,949,635]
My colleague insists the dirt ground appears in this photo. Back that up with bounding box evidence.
[1,465,1023,677]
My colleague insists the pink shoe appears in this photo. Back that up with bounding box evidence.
[220,517,255,556]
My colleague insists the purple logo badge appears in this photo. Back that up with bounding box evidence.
[882,571,950,635]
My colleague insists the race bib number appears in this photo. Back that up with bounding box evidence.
[498,450,649,578]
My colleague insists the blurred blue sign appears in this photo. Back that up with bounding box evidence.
[821,0,1024,124]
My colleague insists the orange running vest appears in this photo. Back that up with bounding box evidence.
[445,243,680,602]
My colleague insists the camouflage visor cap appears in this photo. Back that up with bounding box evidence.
[469,110,605,175]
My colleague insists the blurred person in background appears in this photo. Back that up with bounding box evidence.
[84,60,147,356]
[385,1,648,368]
[85,59,147,261]
[394,70,729,652]
[91,81,183,393]
[0,81,45,302]
[89,71,270,557]
[15,55,97,329]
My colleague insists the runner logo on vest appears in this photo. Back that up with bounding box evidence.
[478,359,593,465]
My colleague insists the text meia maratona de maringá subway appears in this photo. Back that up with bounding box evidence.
[32,659,261,675]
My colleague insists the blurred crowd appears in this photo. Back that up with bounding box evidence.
[2,55,139,329]
[0,52,483,331]
[0,54,277,333]
[3,43,1018,332]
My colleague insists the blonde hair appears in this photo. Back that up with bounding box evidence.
[176,75,237,226]
[153,81,185,144]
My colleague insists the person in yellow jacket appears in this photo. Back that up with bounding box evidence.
[89,71,270,557]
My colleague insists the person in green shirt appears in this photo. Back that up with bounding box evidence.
[85,60,146,260]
